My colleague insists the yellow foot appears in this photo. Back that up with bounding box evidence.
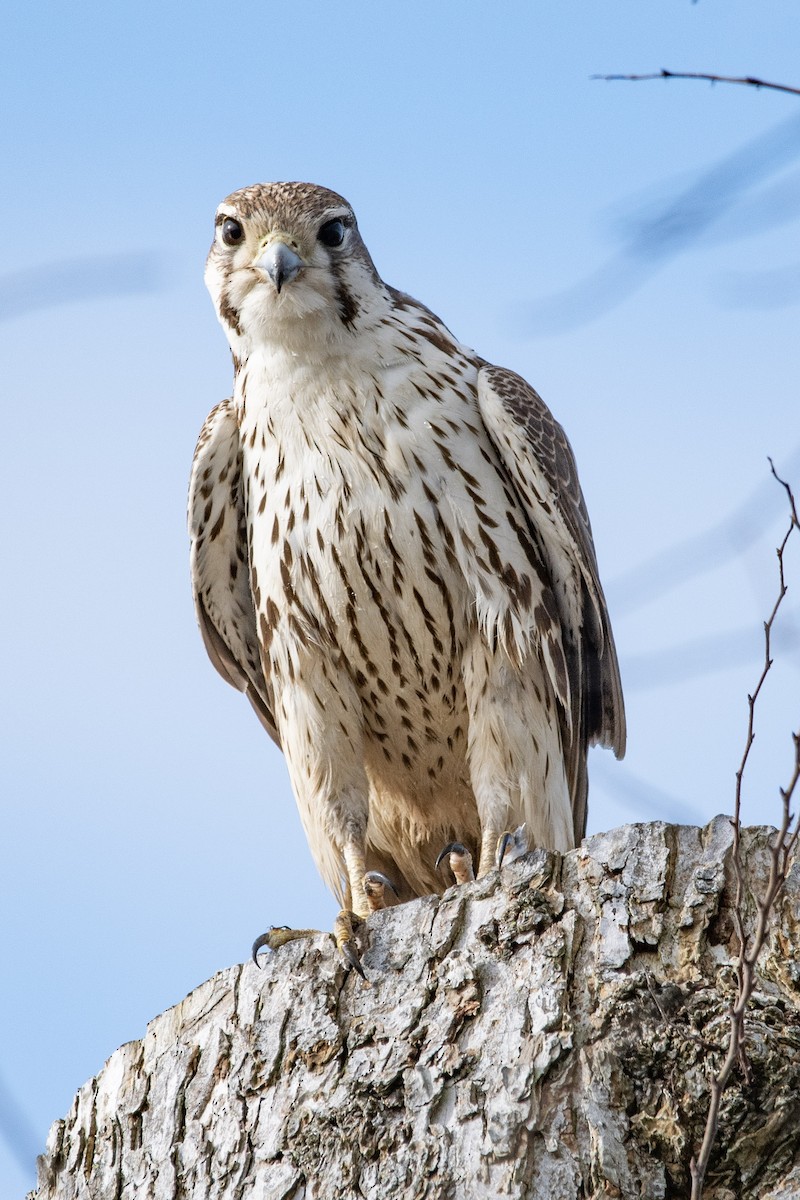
[435,842,475,885]
[334,909,370,984]
[251,916,372,984]
[251,925,319,966]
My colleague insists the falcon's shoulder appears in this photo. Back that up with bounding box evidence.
[476,363,626,761]
[188,398,279,744]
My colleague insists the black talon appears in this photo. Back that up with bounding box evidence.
[496,824,529,870]
[496,832,514,870]
[363,870,399,912]
[252,927,280,967]
[436,841,467,871]
[340,939,367,980]
[251,925,295,967]
[333,910,369,983]
[364,870,399,897]
[436,841,475,885]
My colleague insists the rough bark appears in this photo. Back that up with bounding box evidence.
[33,819,800,1200]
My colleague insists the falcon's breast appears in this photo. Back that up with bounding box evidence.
[234,308,562,798]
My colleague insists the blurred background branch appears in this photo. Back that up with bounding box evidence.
[607,445,800,615]
[0,1070,39,1176]
[524,100,800,332]
[0,253,167,322]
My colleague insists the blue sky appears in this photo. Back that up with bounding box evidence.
[2,2,799,1193]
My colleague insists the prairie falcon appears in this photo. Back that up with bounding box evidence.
[190,181,626,938]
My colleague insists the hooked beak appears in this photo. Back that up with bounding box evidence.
[254,239,305,293]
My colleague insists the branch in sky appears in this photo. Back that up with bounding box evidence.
[595,71,800,100]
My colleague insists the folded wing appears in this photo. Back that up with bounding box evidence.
[477,365,626,838]
[188,398,278,743]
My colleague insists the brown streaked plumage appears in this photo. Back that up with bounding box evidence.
[190,181,625,921]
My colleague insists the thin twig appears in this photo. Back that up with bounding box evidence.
[689,463,799,1199]
[593,71,800,99]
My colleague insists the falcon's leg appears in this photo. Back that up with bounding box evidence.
[255,665,376,974]
[333,910,368,979]
[251,869,399,978]
[341,840,370,918]
[325,870,398,976]
[462,637,573,876]
[252,910,368,981]
[275,663,373,908]
[331,874,398,978]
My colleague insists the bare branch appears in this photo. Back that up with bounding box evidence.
[690,464,800,1199]
[594,71,800,100]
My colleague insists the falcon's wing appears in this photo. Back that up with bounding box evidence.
[188,399,279,744]
[477,366,626,831]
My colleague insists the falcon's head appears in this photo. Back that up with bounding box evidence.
[205,181,381,356]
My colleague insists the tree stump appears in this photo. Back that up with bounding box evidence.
[33,819,800,1199]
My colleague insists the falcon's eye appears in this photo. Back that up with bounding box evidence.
[221,217,244,246]
[318,218,346,248]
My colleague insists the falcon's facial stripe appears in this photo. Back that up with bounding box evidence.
[329,259,359,327]
[218,288,242,335]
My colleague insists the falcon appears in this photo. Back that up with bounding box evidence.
[189,182,626,967]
